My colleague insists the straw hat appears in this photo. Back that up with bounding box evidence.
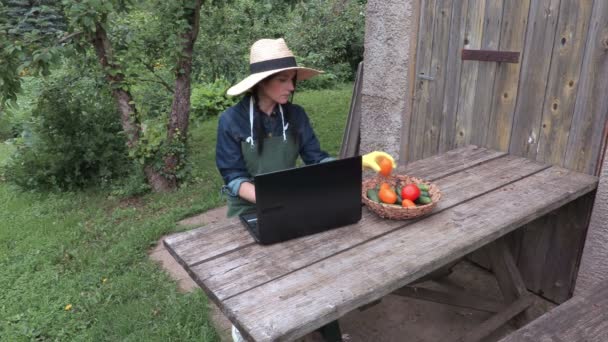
[226,38,323,96]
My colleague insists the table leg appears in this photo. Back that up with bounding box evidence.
[485,238,534,326]
[318,320,343,342]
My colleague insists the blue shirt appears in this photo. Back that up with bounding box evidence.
[216,95,333,196]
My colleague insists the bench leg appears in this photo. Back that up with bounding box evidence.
[318,320,343,342]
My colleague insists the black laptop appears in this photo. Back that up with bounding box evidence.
[239,155,362,245]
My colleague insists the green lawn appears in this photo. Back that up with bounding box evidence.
[0,83,352,341]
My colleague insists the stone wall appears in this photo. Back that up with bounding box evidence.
[360,0,416,164]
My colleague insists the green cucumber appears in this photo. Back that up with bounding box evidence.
[395,185,403,202]
[420,190,429,198]
[417,183,430,191]
[417,195,432,205]
[367,189,380,203]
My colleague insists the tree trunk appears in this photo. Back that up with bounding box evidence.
[91,21,174,192]
[163,0,203,188]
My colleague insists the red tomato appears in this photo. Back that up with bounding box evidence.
[401,184,421,201]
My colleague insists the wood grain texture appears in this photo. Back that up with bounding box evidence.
[470,1,504,146]
[453,0,486,148]
[536,0,593,167]
[191,155,548,302]
[163,217,253,266]
[508,0,561,159]
[408,0,437,162]
[339,62,363,159]
[438,0,467,153]
[517,192,596,303]
[499,280,608,342]
[393,285,505,313]
[564,0,608,175]
[422,0,453,159]
[485,0,530,151]
[221,167,597,341]
[458,295,534,342]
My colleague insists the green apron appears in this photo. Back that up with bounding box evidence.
[226,133,299,217]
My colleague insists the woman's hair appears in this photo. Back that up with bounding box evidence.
[249,73,298,155]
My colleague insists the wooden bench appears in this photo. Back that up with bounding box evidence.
[499,279,608,342]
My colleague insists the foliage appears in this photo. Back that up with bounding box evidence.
[0,0,65,104]
[0,76,45,140]
[0,83,351,341]
[2,72,129,191]
[190,78,237,120]
[193,0,366,87]
[285,0,366,82]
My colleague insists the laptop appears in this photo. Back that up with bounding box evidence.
[239,155,362,245]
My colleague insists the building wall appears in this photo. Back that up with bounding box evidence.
[359,0,416,163]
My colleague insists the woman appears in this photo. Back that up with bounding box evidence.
[216,38,334,218]
[216,38,395,342]
[216,38,396,218]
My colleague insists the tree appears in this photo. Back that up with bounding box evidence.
[1,0,203,192]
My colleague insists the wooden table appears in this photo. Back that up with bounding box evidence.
[164,146,598,342]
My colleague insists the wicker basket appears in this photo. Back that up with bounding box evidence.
[362,174,442,220]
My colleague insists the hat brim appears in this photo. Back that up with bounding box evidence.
[226,67,323,96]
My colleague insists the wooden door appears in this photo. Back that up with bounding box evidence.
[407,0,608,303]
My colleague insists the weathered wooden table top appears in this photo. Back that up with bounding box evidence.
[164,145,598,341]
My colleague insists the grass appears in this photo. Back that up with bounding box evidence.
[0,83,352,341]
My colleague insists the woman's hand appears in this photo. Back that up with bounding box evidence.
[238,182,256,203]
[362,151,396,172]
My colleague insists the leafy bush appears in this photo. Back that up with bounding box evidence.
[193,0,366,88]
[190,79,237,120]
[0,113,12,140]
[2,75,129,191]
[296,72,338,91]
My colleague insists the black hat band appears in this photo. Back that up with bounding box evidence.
[250,57,297,74]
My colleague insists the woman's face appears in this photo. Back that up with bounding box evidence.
[258,70,296,105]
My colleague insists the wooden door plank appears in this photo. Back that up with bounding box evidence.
[422,0,453,159]
[564,0,608,175]
[536,0,593,167]
[453,0,486,148]
[222,167,597,342]
[499,280,608,342]
[470,0,504,146]
[408,0,437,162]
[485,1,531,151]
[164,146,504,267]
[438,0,467,154]
[339,62,364,159]
[509,0,561,159]
[192,155,548,302]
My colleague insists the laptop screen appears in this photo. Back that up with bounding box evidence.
[249,155,362,244]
